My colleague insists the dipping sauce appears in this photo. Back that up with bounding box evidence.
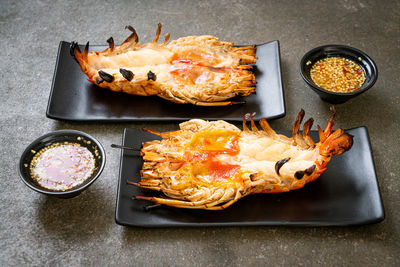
[310,57,365,93]
[30,142,95,191]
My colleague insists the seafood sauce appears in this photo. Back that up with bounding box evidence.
[30,143,95,191]
[310,57,365,93]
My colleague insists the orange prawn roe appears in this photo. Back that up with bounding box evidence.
[310,57,365,93]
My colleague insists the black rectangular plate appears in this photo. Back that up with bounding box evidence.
[46,41,285,122]
[115,127,384,227]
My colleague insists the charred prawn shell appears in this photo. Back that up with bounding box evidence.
[129,107,353,210]
[71,24,257,106]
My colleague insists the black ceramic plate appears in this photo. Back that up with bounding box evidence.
[115,127,384,227]
[46,41,285,122]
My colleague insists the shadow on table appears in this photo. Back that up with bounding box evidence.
[36,186,112,242]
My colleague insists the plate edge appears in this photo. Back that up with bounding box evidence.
[358,126,386,221]
[46,41,65,119]
[115,128,128,225]
[274,40,286,120]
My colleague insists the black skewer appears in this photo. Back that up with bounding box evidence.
[143,204,162,211]
[132,196,162,211]
[111,144,141,151]
[230,101,246,105]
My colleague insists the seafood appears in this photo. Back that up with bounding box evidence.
[71,24,257,106]
[130,107,353,210]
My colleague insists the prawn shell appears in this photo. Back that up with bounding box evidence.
[71,24,257,106]
[130,108,353,210]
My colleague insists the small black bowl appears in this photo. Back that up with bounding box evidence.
[19,130,106,198]
[300,44,378,104]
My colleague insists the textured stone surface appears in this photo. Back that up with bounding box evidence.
[1,0,399,266]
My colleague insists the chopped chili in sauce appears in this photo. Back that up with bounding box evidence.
[310,57,365,93]
[30,143,95,191]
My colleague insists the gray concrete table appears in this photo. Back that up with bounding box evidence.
[1,0,399,266]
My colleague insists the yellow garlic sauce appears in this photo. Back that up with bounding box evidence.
[310,57,365,93]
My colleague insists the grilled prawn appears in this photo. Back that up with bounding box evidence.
[71,24,257,106]
[131,107,353,210]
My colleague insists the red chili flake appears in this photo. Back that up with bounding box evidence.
[356,70,363,75]
[343,68,348,74]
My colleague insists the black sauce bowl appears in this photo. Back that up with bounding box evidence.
[18,130,106,198]
[300,44,378,104]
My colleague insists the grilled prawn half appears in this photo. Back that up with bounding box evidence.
[71,24,257,106]
[131,107,353,210]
